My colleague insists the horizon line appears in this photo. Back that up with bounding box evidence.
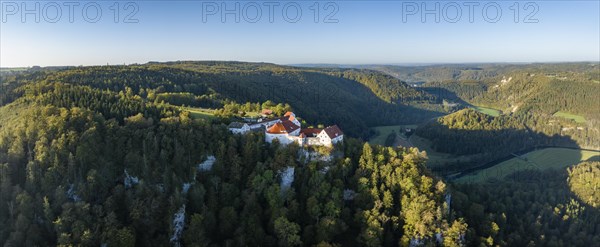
[2,60,599,69]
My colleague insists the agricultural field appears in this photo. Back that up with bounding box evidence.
[0,67,28,72]
[456,148,600,183]
[553,111,586,123]
[469,105,502,117]
[369,125,417,146]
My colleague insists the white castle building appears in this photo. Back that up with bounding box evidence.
[264,112,343,147]
[228,111,344,147]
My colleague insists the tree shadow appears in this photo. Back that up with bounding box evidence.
[417,124,585,182]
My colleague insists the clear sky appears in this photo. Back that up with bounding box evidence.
[1,1,599,67]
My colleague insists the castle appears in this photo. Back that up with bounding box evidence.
[228,112,343,147]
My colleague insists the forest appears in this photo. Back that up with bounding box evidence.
[375,63,600,172]
[0,102,463,246]
[0,62,445,139]
[1,62,598,246]
[452,162,600,246]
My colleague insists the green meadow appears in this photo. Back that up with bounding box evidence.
[553,111,586,123]
[369,125,417,146]
[470,105,502,117]
[186,107,217,120]
[456,148,600,183]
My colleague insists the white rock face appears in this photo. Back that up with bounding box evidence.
[170,205,186,247]
[309,151,333,162]
[500,76,512,85]
[280,167,295,191]
[298,150,333,163]
[512,105,519,113]
[124,169,139,188]
[343,189,356,201]
[198,156,216,171]
[156,184,165,193]
[66,184,81,202]
[182,183,192,194]
[319,166,330,174]
[445,193,452,214]
[298,149,310,163]
[409,237,424,247]
[435,233,443,244]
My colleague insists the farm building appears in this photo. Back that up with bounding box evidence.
[227,122,250,134]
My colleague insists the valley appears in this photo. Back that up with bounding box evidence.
[455,148,600,183]
[2,0,598,245]
[1,61,599,246]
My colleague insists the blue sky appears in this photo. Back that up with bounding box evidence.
[1,1,599,67]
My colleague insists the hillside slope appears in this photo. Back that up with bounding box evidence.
[0,62,465,246]
[0,62,444,138]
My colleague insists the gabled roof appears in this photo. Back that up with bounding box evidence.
[323,125,343,139]
[267,123,286,134]
[257,112,297,125]
[228,122,247,129]
[256,117,280,125]
[286,114,297,122]
[300,128,322,137]
[281,121,300,132]
[266,121,300,134]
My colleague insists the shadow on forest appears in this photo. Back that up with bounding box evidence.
[419,124,586,182]
[500,169,600,214]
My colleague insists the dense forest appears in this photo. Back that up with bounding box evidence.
[0,62,444,139]
[370,63,600,119]
[1,62,598,246]
[0,105,463,246]
[452,162,600,246]
[415,109,598,172]
[0,63,463,246]
[371,63,600,171]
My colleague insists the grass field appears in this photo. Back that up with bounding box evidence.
[0,67,28,72]
[185,107,217,120]
[553,111,586,123]
[369,125,417,146]
[456,148,600,183]
[470,105,502,117]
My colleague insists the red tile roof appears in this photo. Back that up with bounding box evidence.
[281,120,300,132]
[266,121,300,134]
[287,114,296,122]
[300,128,322,137]
[266,123,286,134]
[323,125,343,139]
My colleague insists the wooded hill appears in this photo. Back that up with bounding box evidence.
[0,62,446,139]
[371,63,600,120]
[0,62,468,246]
[376,63,600,172]
[1,61,598,246]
